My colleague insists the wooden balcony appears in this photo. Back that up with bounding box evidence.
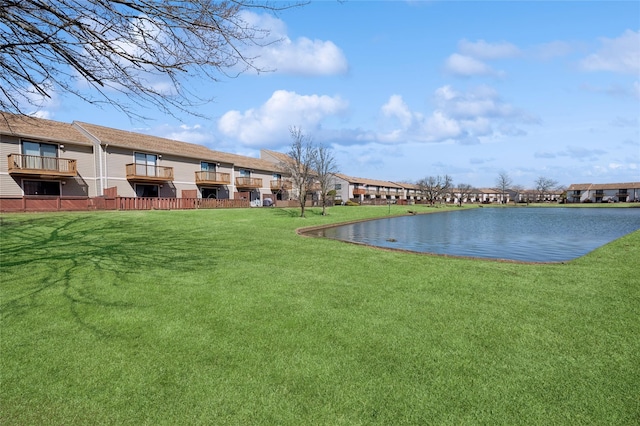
[195,171,231,185]
[270,179,293,190]
[235,177,262,189]
[353,188,366,195]
[365,189,390,196]
[126,163,174,182]
[8,154,77,177]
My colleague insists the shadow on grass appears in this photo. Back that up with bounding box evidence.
[1,215,226,338]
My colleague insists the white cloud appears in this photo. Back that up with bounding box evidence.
[580,29,640,75]
[218,90,349,148]
[434,85,519,120]
[444,39,518,77]
[381,95,413,128]
[444,53,497,77]
[458,39,520,59]
[373,85,533,146]
[424,110,462,141]
[258,37,349,75]
[241,11,348,76]
[138,123,213,145]
[165,124,212,145]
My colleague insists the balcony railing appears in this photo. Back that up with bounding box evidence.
[235,177,262,189]
[195,171,231,185]
[126,163,174,182]
[270,179,293,190]
[8,154,77,177]
[365,189,391,196]
[353,188,366,195]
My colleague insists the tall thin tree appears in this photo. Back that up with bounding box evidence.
[495,171,513,204]
[280,126,316,218]
[313,144,339,216]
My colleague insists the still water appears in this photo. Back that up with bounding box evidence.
[313,207,640,262]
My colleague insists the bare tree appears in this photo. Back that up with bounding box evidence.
[456,183,475,207]
[280,126,316,217]
[534,176,559,202]
[0,0,299,119]
[417,175,452,206]
[511,184,525,204]
[313,144,339,216]
[495,171,513,204]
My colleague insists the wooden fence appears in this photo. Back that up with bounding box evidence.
[116,197,249,210]
[0,196,250,212]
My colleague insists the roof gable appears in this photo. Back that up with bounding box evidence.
[0,113,93,146]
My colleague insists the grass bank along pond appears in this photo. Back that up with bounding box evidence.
[1,207,639,424]
[308,206,640,262]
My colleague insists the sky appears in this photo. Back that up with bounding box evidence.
[30,1,640,189]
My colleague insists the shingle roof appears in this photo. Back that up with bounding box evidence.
[590,182,640,190]
[567,183,593,191]
[392,182,421,190]
[75,121,280,172]
[0,113,93,146]
[567,182,640,191]
[260,149,291,164]
[334,173,403,189]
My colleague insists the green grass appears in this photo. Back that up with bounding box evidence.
[1,205,639,425]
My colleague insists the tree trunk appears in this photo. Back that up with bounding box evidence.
[299,190,306,217]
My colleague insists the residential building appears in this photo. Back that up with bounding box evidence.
[333,174,405,204]
[1,115,96,198]
[567,182,640,203]
[1,114,288,203]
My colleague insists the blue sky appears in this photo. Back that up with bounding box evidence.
[33,1,639,188]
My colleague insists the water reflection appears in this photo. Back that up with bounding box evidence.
[314,208,640,262]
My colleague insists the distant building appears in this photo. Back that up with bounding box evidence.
[566,183,640,203]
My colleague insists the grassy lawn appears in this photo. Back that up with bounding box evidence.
[1,205,639,425]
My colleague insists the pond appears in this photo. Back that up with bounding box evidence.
[308,207,640,263]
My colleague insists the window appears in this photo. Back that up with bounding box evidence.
[22,141,58,170]
[134,152,157,176]
[201,162,216,171]
[201,187,217,199]
[23,180,60,196]
[239,169,250,177]
[334,184,342,190]
[135,184,158,197]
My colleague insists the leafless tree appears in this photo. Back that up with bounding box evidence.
[534,176,559,202]
[511,184,525,204]
[280,126,316,217]
[494,171,513,204]
[0,0,300,119]
[417,175,452,206]
[456,183,475,207]
[313,144,338,216]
